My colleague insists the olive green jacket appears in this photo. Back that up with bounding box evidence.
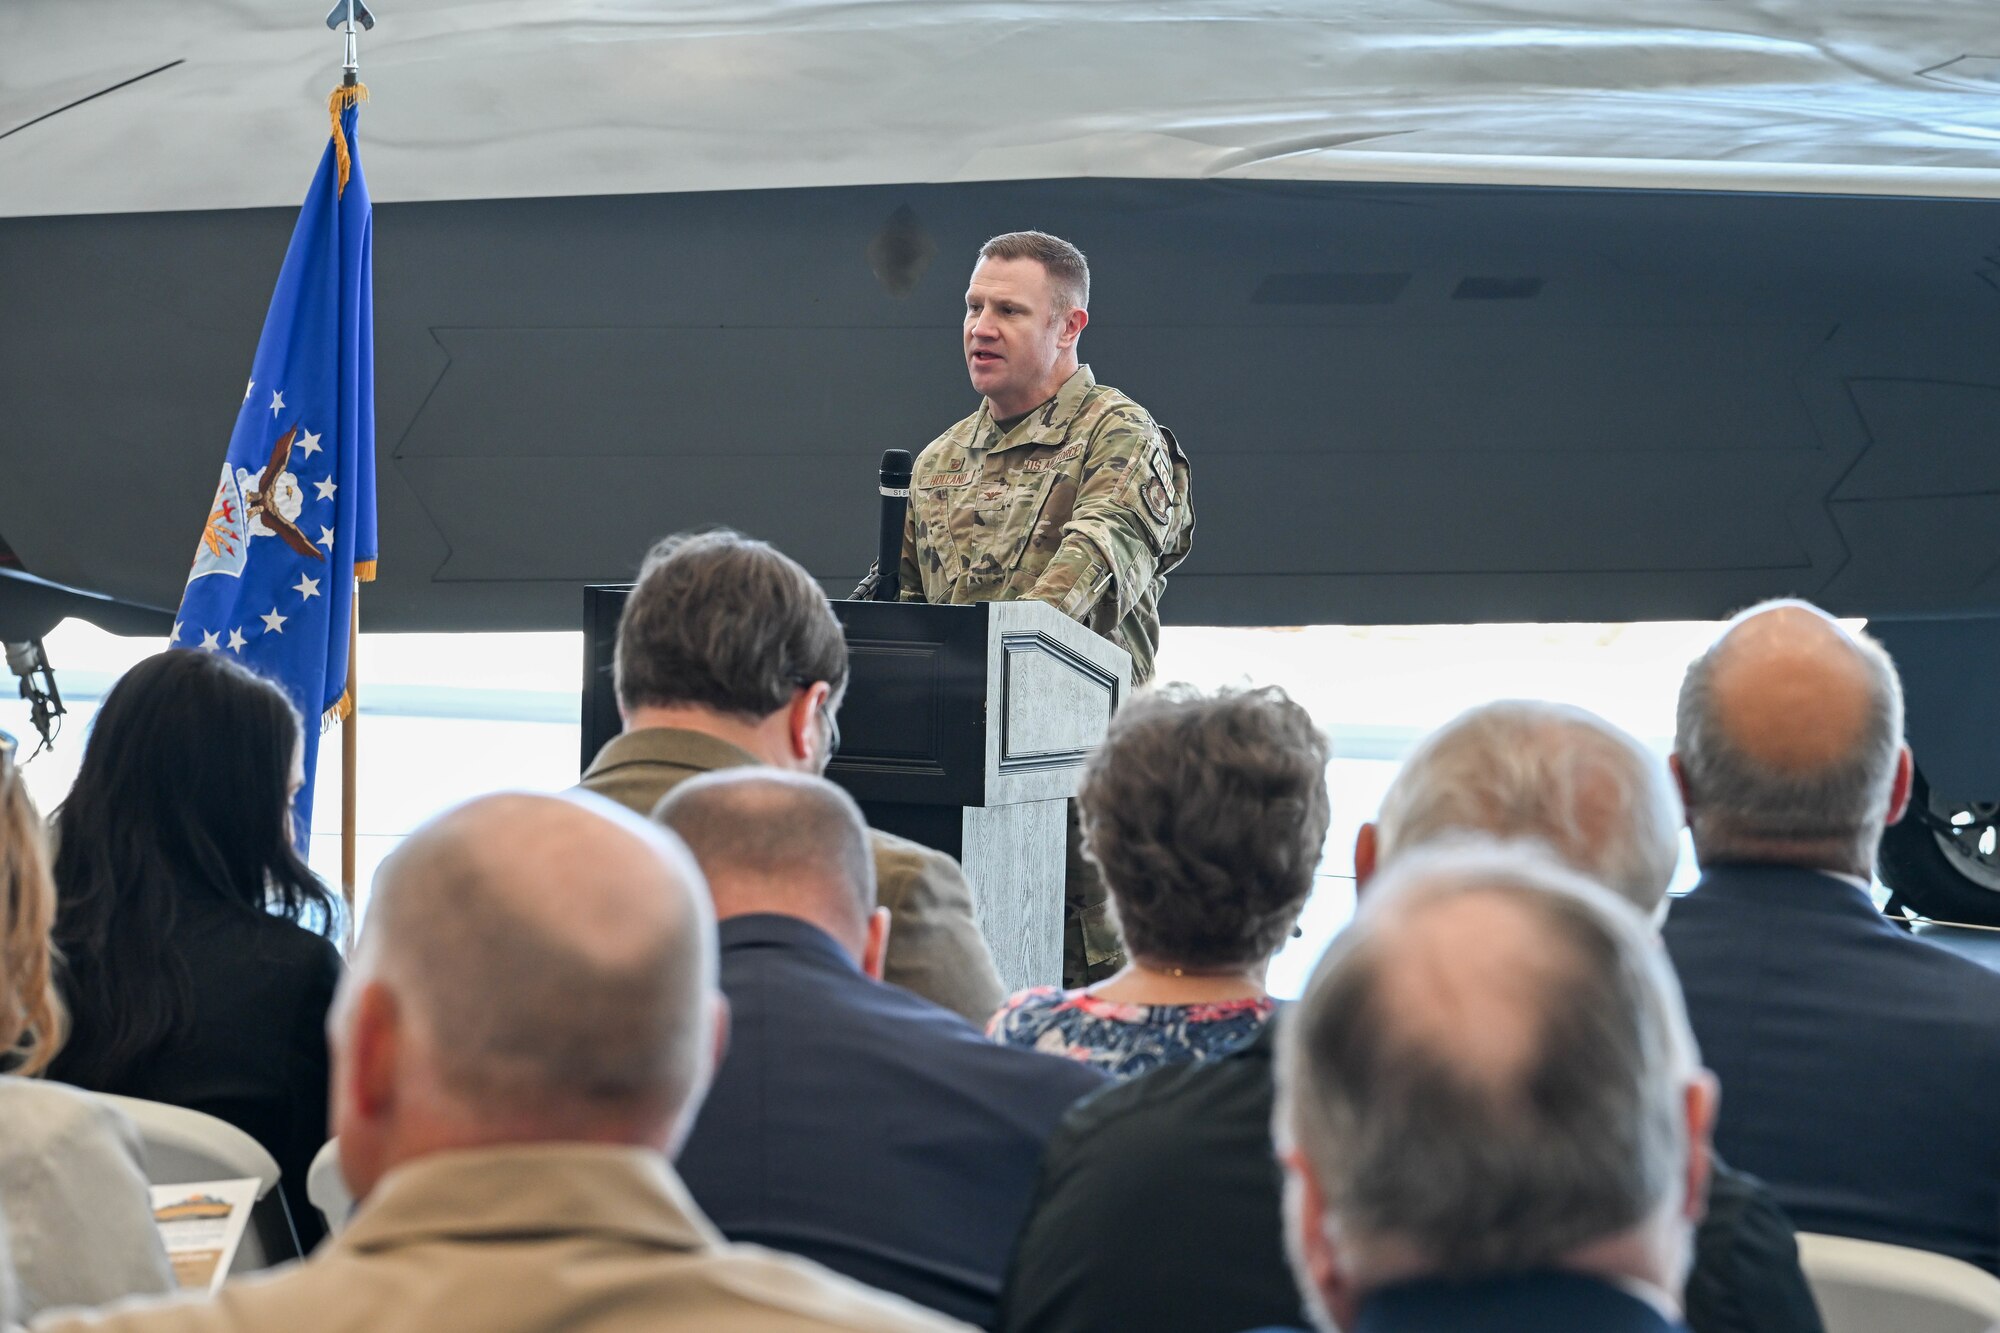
[898,365,1194,685]
[578,728,1005,1025]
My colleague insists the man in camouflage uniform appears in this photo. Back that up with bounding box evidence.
[899,231,1195,985]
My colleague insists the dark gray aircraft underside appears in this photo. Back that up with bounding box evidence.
[7,175,2000,639]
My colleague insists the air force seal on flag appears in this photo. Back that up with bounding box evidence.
[189,425,328,584]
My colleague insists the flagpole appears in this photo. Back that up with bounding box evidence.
[327,0,374,928]
[341,585,358,910]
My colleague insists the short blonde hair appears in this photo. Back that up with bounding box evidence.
[1375,700,1682,913]
[1,760,63,1074]
[979,231,1090,314]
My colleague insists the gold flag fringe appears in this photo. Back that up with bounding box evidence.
[322,687,355,733]
[353,558,377,583]
[328,83,370,197]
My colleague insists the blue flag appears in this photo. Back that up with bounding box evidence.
[174,89,378,843]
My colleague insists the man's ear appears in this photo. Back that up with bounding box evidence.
[709,993,732,1080]
[1281,1147,1356,1328]
[860,906,892,981]
[1886,743,1915,826]
[1058,304,1089,350]
[344,981,400,1125]
[1682,1070,1720,1224]
[1353,823,1379,892]
[785,681,832,769]
[1668,754,1695,826]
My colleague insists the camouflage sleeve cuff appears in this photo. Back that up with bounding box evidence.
[1028,542,1116,622]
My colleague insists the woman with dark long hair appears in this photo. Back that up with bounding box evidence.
[48,650,343,1249]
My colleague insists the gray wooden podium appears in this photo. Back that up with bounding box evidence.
[826,599,1131,991]
[580,589,1130,991]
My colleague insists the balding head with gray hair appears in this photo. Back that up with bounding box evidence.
[1675,599,1910,879]
[332,791,720,1200]
[1372,700,1682,914]
[653,770,881,963]
[1276,842,1713,1329]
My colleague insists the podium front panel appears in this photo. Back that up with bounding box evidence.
[827,601,991,807]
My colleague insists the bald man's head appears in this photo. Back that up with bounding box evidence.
[1279,842,1703,1291]
[653,770,876,956]
[1675,600,1907,876]
[340,791,718,1165]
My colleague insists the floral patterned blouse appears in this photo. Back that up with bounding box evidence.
[985,987,1277,1080]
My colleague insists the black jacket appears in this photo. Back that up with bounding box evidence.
[996,1021,1823,1333]
[50,895,341,1251]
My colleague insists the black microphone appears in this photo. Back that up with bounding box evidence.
[872,449,913,602]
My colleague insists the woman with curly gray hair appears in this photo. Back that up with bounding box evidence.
[987,685,1331,1079]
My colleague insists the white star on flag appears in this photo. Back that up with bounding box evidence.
[199,629,221,651]
[243,380,254,404]
[261,608,288,634]
[313,477,337,501]
[318,525,335,549]
[226,628,247,653]
[269,390,285,418]
[295,427,322,459]
[294,575,320,600]
[171,621,183,644]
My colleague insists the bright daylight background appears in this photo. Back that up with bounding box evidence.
[0,619,1741,999]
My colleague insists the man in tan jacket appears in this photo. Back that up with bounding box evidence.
[35,790,967,1333]
[579,528,1004,1024]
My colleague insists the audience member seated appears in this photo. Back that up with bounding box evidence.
[657,771,1107,1328]
[1664,599,2000,1271]
[1258,841,1716,1333]
[37,791,969,1333]
[998,700,1821,1333]
[988,685,1328,1078]
[45,652,342,1251]
[579,528,1004,1024]
[0,731,173,1319]
[1,1210,15,1328]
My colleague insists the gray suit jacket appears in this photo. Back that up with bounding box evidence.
[579,727,1004,1023]
[32,1145,970,1333]
[0,1079,173,1320]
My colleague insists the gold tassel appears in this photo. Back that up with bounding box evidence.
[327,83,370,197]
[322,686,355,733]
[353,557,377,583]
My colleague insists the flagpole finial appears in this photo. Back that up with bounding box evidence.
[324,0,376,85]
[324,0,375,193]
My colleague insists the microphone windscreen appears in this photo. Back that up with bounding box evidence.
[879,449,914,488]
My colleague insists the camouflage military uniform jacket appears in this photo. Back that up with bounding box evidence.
[898,365,1194,684]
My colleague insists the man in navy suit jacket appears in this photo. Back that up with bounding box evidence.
[1269,842,1711,1333]
[1663,599,2000,1272]
[656,769,1109,1328]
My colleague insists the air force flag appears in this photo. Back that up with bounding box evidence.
[174,90,377,841]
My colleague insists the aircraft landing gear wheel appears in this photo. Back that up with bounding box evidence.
[1877,767,2000,927]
